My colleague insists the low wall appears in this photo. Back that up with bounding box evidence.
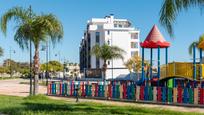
[47,81,204,106]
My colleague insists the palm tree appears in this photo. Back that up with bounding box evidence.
[91,44,126,80]
[188,34,204,55]
[159,0,204,36]
[1,6,63,95]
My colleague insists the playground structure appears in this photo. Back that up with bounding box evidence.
[139,25,204,86]
[140,25,170,84]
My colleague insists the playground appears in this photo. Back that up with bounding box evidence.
[48,25,204,107]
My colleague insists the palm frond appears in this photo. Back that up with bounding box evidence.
[33,14,63,46]
[0,6,31,36]
[91,44,125,61]
[0,47,4,57]
[111,46,126,54]
[159,0,204,37]
[14,24,30,50]
[91,44,101,58]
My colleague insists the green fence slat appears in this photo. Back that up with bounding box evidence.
[65,83,67,95]
[168,88,173,103]
[132,84,135,100]
[117,84,120,98]
[189,88,194,104]
[148,86,153,101]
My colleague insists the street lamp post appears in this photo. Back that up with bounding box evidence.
[55,51,61,79]
[9,47,15,78]
[46,41,49,86]
[55,51,61,63]
[29,5,33,96]
[63,61,66,80]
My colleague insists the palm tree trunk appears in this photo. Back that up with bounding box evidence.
[103,60,107,81]
[33,45,40,95]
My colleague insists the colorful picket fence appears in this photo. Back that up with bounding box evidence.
[47,81,204,105]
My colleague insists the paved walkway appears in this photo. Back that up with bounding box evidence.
[0,79,204,113]
[0,79,46,97]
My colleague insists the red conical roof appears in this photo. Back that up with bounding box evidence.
[140,25,170,48]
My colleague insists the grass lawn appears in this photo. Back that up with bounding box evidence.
[0,95,201,115]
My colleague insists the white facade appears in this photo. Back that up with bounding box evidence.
[80,15,140,80]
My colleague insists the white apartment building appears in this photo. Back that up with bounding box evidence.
[80,15,140,80]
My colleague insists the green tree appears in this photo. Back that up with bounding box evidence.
[189,34,204,55]
[91,44,126,80]
[125,54,150,80]
[159,0,204,36]
[0,66,8,74]
[41,60,63,72]
[1,6,63,95]
[124,59,134,80]
[3,59,18,76]
[132,55,143,76]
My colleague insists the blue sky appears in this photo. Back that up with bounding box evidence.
[0,0,203,65]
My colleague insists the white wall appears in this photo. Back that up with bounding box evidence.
[105,31,131,79]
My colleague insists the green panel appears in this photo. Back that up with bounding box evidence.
[167,79,173,88]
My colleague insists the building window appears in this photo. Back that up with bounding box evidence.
[114,24,117,27]
[107,61,110,65]
[96,32,100,44]
[107,40,111,45]
[97,25,103,29]
[119,24,122,28]
[107,30,110,35]
[131,42,138,48]
[88,64,91,68]
[131,33,138,39]
[131,51,138,57]
[96,58,100,68]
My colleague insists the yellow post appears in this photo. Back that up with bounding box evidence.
[136,86,140,101]
[92,84,95,97]
[194,88,198,105]
[173,88,177,103]
[153,87,157,102]
[120,84,123,99]
[105,85,108,98]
